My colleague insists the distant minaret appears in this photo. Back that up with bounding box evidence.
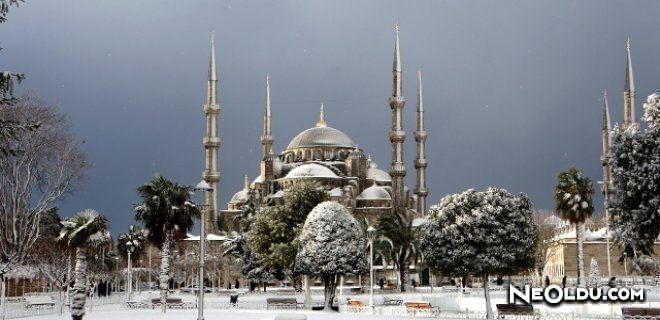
[414,69,428,215]
[600,88,613,278]
[623,37,636,130]
[261,74,274,157]
[389,21,407,210]
[202,33,221,234]
[601,89,612,198]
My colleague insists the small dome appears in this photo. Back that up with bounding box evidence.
[229,190,248,204]
[329,187,343,197]
[251,175,263,188]
[285,163,338,178]
[367,162,391,182]
[348,148,366,160]
[286,126,356,150]
[357,184,391,200]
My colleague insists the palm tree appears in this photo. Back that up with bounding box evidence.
[554,167,594,287]
[58,209,110,320]
[376,209,420,292]
[117,225,147,300]
[134,175,200,313]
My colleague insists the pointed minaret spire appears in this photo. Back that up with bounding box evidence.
[601,88,614,277]
[202,32,221,234]
[388,20,407,210]
[243,174,249,190]
[316,102,327,127]
[623,37,636,130]
[260,73,274,156]
[414,69,428,215]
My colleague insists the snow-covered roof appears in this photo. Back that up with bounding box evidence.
[183,234,230,241]
[286,125,356,149]
[285,163,338,179]
[357,184,391,200]
[268,190,285,198]
[556,227,612,241]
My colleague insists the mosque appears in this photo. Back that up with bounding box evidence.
[200,24,429,234]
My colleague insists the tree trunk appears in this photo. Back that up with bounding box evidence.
[577,222,585,287]
[304,275,311,306]
[323,275,338,310]
[127,253,132,301]
[159,230,173,313]
[70,248,87,320]
[482,274,493,319]
[1,272,6,320]
[399,261,407,292]
[292,274,303,292]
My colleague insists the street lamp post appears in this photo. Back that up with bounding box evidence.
[194,180,213,320]
[623,252,628,286]
[367,226,377,309]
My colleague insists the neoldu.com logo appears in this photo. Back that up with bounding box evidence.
[508,285,645,305]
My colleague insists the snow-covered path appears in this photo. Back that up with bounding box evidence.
[23,309,404,320]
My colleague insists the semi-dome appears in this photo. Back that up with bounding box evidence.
[357,184,392,200]
[229,190,248,204]
[285,163,338,178]
[286,126,356,150]
[367,162,392,182]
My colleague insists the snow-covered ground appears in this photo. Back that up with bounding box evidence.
[10,286,660,320]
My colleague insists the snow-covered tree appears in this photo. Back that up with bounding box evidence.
[58,210,110,320]
[134,176,200,313]
[421,188,537,319]
[294,201,368,310]
[248,181,328,288]
[610,93,660,274]
[554,167,594,287]
[588,258,600,288]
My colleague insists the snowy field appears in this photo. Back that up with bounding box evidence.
[8,286,660,320]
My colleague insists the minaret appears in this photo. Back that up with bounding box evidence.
[389,21,407,210]
[600,88,613,278]
[414,69,428,215]
[202,33,221,234]
[261,74,274,157]
[623,37,636,130]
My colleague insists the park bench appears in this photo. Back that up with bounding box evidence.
[25,296,55,309]
[496,304,536,318]
[266,298,304,310]
[383,299,403,306]
[622,307,660,319]
[126,300,149,308]
[151,297,194,309]
[406,301,437,317]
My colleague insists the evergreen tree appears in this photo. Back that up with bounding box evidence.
[609,93,660,274]
[247,181,328,286]
[554,167,594,287]
[421,188,537,319]
[294,201,367,310]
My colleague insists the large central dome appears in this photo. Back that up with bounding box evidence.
[286,125,356,150]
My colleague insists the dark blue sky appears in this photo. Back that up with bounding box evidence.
[1,1,658,235]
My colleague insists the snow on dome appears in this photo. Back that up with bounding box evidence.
[367,162,391,182]
[251,175,263,187]
[286,126,356,150]
[285,163,338,178]
[268,190,285,198]
[357,184,391,200]
[229,189,248,204]
[329,187,343,197]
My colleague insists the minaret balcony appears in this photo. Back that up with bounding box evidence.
[390,163,407,176]
[414,131,427,141]
[414,159,428,168]
[204,137,221,147]
[204,104,220,113]
[389,131,406,143]
[203,172,220,182]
